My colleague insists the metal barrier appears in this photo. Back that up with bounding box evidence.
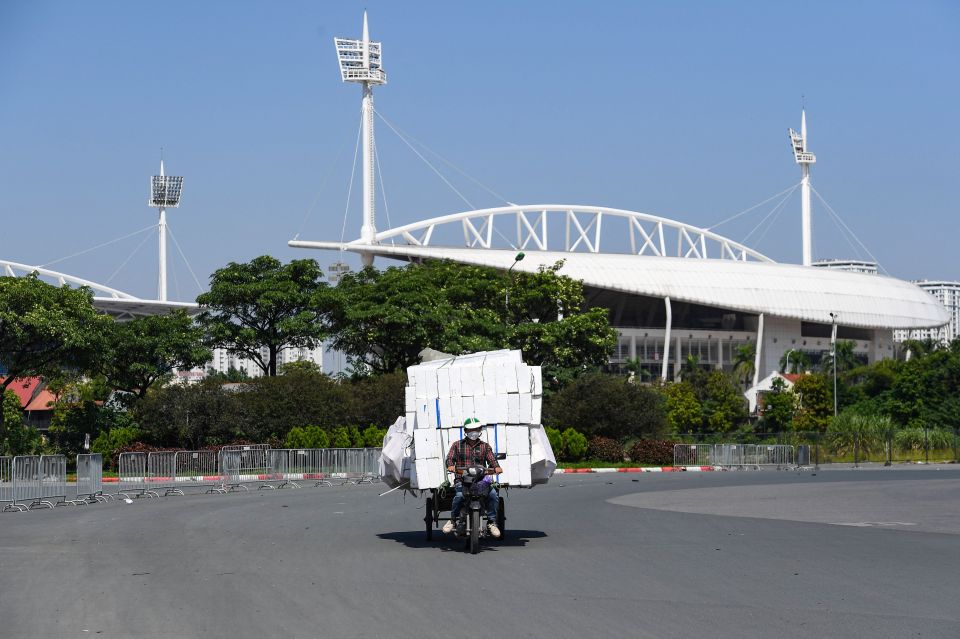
[147,451,182,496]
[116,452,157,499]
[0,456,13,511]
[674,444,713,467]
[74,453,109,503]
[712,444,760,470]
[4,455,69,510]
[326,448,381,484]
[757,444,795,469]
[174,450,220,492]
[216,444,272,493]
[267,449,299,489]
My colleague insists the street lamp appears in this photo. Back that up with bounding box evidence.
[829,312,838,419]
[504,252,525,321]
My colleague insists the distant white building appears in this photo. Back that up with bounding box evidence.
[894,281,960,345]
[812,259,878,275]
[206,344,327,378]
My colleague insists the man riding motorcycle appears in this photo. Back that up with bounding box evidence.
[442,417,503,538]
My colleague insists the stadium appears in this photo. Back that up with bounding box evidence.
[289,14,950,389]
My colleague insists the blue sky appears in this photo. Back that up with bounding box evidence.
[1,1,957,301]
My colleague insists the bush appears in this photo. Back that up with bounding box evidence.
[330,426,352,448]
[545,427,562,458]
[91,426,143,467]
[285,425,330,449]
[628,439,675,466]
[587,436,623,462]
[561,428,588,461]
[543,372,666,441]
[362,425,387,448]
[894,427,954,453]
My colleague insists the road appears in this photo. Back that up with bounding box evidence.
[1,466,958,638]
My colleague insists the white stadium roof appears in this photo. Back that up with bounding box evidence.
[293,242,949,330]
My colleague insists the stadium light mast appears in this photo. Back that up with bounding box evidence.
[148,155,183,301]
[335,11,387,267]
[789,109,816,266]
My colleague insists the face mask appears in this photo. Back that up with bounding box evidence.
[465,430,481,441]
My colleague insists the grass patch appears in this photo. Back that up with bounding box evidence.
[558,459,667,469]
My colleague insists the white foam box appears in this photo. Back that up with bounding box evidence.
[425,370,439,397]
[413,428,440,458]
[516,364,533,395]
[481,366,497,396]
[506,425,530,456]
[415,402,430,429]
[492,393,509,424]
[410,457,444,489]
[472,394,488,424]
[498,456,521,486]
[401,457,412,480]
[449,395,463,428]
[518,393,532,423]
[494,365,510,394]
[449,367,463,397]
[436,368,451,398]
[404,386,416,413]
[515,454,532,485]
[531,396,542,424]
[414,368,428,398]
[405,411,417,431]
[461,396,475,422]
[507,393,520,423]
[530,365,543,395]
[436,396,452,428]
[463,366,484,396]
[504,364,520,393]
[482,424,508,455]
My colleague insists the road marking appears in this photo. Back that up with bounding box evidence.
[830,521,918,527]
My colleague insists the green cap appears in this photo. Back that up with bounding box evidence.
[463,417,481,429]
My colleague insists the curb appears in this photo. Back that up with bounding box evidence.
[555,466,721,474]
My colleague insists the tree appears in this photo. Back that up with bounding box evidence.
[134,379,248,448]
[702,371,748,432]
[542,372,666,442]
[779,349,811,374]
[792,373,833,432]
[327,259,616,387]
[661,381,702,434]
[820,340,859,376]
[732,342,756,388]
[197,256,329,377]
[101,310,211,400]
[759,377,796,433]
[1,390,43,455]
[0,275,112,442]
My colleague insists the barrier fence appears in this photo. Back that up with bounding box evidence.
[2,446,382,514]
[672,443,796,469]
[75,453,108,503]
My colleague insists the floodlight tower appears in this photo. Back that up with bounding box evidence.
[148,156,184,301]
[335,11,387,267]
[789,109,817,266]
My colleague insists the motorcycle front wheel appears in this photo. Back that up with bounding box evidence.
[469,509,480,554]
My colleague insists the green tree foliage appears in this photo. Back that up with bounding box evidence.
[101,310,211,400]
[330,426,352,448]
[362,425,387,447]
[47,381,135,456]
[542,372,666,442]
[327,260,616,388]
[133,379,248,448]
[545,427,562,458]
[702,371,748,432]
[285,425,330,449]
[661,381,702,433]
[560,428,589,460]
[197,256,329,377]
[0,275,112,441]
[792,373,833,432]
[779,349,811,374]
[827,411,890,457]
[820,340,860,376]
[732,342,756,388]
[759,377,796,433]
[90,425,142,468]
[1,390,44,455]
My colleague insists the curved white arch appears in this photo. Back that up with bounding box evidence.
[351,204,774,263]
[1,259,138,299]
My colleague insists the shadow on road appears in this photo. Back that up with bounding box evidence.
[377,529,547,551]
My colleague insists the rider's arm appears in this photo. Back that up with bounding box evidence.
[445,440,460,473]
[484,443,503,475]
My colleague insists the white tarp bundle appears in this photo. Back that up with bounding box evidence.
[379,349,556,490]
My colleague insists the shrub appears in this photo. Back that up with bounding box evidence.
[362,425,387,448]
[91,426,143,468]
[285,425,330,449]
[629,439,675,466]
[545,427,562,458]
[587,436,623,462]
[893,427,926,453]
[330,426,352,448]
[561,428,588,461]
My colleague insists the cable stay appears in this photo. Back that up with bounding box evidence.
[105,229,155,286]
[706,182,802,231]
[292,129,355,242]
[810,185,888,275]
[339,106,366,262]
[166,224,206,295]
[39,223,157,269]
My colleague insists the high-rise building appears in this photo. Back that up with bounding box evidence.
[894,281,960,345]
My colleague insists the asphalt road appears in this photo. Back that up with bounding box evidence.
[1,467,958,638]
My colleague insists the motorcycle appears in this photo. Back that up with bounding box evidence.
[425,464,504,554]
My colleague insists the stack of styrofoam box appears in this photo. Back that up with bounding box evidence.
[401,349,547,489]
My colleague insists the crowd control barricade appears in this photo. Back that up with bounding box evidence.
[74,453,109,504]
[285,449,322,485]
[216,444,272,493]
[264,449,296,489]
[757,445,794,469]
[674,444,713,467]
[174,451,220,492]
[147,452,182,496]
[6,455,69,510]
[328,448,379,484]
[1,456,14,512]
[40,455,68,507]
[712,444,760,470]
[116,452,157,499]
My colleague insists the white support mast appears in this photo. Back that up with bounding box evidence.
[789,109,816,266]
[148,155,183,301]
[335,11,387,266]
